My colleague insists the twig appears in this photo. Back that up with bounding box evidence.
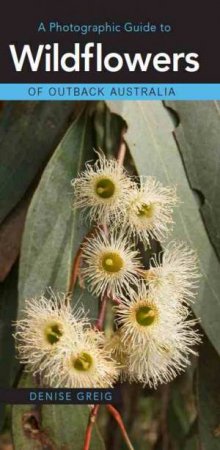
[68,227,97,293]
[95,292,108,331]
[81,143,129,450]
[117,141,127,167]
[107,404,134,450]
[68,246,82,292]
[69,140,127,294]
[83,405,100,450]
[111,295,122,305]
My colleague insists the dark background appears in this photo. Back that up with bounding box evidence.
[0,0,219,83]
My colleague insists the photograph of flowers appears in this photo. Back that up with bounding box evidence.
[0,100,219,450]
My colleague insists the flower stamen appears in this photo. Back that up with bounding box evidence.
[102,252,124,273]
[136,305,157,326]
[44,322,63,345]
[137,203,154,218]
[73,352,93,372]
[95,178,115,199]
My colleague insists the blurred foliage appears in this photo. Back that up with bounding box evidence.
[197,336,220,450]
[166,101,220,260]
[0,101,220,449]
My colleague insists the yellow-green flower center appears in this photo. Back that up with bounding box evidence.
[136,305,157,326]
[102,252,124,273]
[137,203,154,218]
[95,178,115,199]
[45,322,63,345]
[73,352,93,371]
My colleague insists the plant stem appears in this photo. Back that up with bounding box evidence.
[117,141,127,167]
[95,292,108,331]
[68,227,97,293]
[107,404,134,450]
[69,138,127,295]
[111,295,122,305]
[68,246,82,292]
[76,143,129,450]
[83,405,100,450]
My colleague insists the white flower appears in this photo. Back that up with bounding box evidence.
[104,330,128,368]
[44,329,119,388]
[14,291,88,375]
[126,316,201,389]
[81,230,142,297]
[115,282,182,348]
[71,152,134,225]
[145,241,200,303]
[119,176,178,246]
[115,283,201,388]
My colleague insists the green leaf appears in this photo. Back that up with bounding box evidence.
[0,263,19,430]
[12,374,105,450]
[165,101,220,261]
[93,101,127,157]
[18,105,97,318]
[17,104,115,449]
[0,192,32,282]
[0,101,80,224]
[167,373,198,450]
[197,336,220,450]
[107,101,220,355]
[12,373,42,450]
[168,388,189,447]
[41,405,105,450]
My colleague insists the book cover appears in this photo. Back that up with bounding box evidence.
[0,1,219,449]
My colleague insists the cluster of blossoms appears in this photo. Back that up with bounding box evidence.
[15,153,201,389]
[15,292,119,388]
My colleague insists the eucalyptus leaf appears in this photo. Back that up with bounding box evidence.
[93,101,127,157]
[168,375,197,450]
[197,337,220,450]
[168,387,189,446]
[17,103,128,449]
[0,263,19,430]
[165,101,220,261]
[12,373,42,450]
[17,105,99,449]
[0,101,80,224]
[108,101,220,355]
[42,405,105,450]
[18,105,97,318]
